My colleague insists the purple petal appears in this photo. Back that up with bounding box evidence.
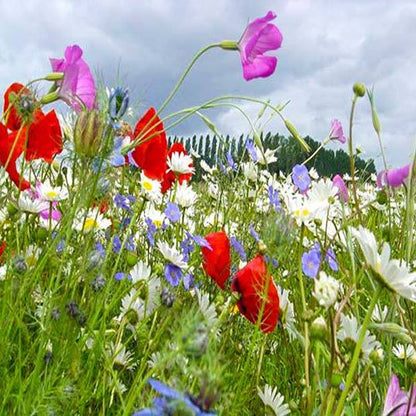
[242,55,277,81]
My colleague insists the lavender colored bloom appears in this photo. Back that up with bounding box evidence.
[268,185,281,212]
[114,272,126,281]
[377,164,410,189]
[382,374,416,416]
[183,272,194,290]
[188,233,212,250]
[328,119,346,144]
[125,235,136,251]
[219,162,229,176]
[133,379,217,416]
[230,236,246,261]
[302,249,321,279]
[50,44,96,111]
[250,223,260,242]
[112,235,122,253]
[332,174,349,202]
[114,193,135,212]
[226,151,236,171]
[238,11,283,81]
[145,218,156,246]
[181,237,195,261]
[292,164,311,194]
[326,248,338,272]
[164,202,181,223]
[164,264,183,287]
[110,137,127,166]
[245,139,258,162]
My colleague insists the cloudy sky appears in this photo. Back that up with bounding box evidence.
[1,0,415,168]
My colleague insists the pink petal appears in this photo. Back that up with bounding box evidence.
[242,55,277,81]
[240,11,277,46]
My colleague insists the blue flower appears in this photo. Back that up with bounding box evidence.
[145,218,157,246]
[292,164,311,193]
[250,223,260,242]
[225,151,236,171]
[301,249,321,279]
[268,185,281,212]
[133,379,217,416]
[109,87,129,120]
[230,236,246,261]
[245,139,258,162]
[326,248,338,272]
[164,264,183,287]
[164,202,181,223]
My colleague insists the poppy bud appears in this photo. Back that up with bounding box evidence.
[353,82,366,97]
[74,109,106,158]
[40,92,60,105]
[44,72,65,81]
[284,119,311,153]
[219,40,239,50]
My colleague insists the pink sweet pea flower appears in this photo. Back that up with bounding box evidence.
[50,45,96,111]
[332,174,349,202]
[382,374,416,416]
[238,11,283,81]
[329,119,346,144]
[377,164,410,188]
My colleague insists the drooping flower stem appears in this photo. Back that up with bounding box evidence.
[332,284,382,416]
[302,137,330,166]
[348,95,363,224]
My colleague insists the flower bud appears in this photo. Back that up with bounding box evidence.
[126,253,138,267]
[40,92,60,105]
[353,82,366,97]
[109,87,129,120]
[284,119,311,152]
[330,373,343,388]
[74,110,106,158]
[408,353,416,371]
[370,348,384,364]
[310,316,328,341]
[219,40,239,50]
[44,72,65,81]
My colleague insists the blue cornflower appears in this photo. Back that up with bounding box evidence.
[125,235,136,252]
[250,223,260,242]
[326,248,338,272]
[187,233,212,250]
[292,164,311,193]
[230,236,246,261]
[164,264,183,287]
[145,218,157,246]
[114,272,126,281]
[301,249,321,279]
[113,235,122,253]
[181,237,195,262]
[164,202,181,223]
[183,272,195,290]
[268,185,281,212]
[245,139,258,162]
[226,151,236,171]
[133,379,216,416]
[110,137,127,166]
[114,193,135,212]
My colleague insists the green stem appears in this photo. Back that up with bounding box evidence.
[348,96,363,224]
[302,137,330,166]
[332,285,382,416]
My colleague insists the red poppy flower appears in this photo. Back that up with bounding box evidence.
[161,142,194,193]
[130,107,167,181]
[1,83,63,189]
[0,241,6,263]
[202,231,231,289]
[3,83,43,131]
[231,255,280,333]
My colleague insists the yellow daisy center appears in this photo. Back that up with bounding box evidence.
[84,218,97,231]
[143,181,153,191]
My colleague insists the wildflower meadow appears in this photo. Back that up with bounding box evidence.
[1,9,416,416]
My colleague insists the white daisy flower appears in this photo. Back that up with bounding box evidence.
[257,384,290,416]
[256,147,277,165]
[167,152,194,175]
[175,182,197,208]
[18,191,48,213]
[200,160,216,175]
[139,173,162,202]
[74,208,112,233]
[392,343,416,359]
[129,261,151,283]
[157,241,187,269]
[37,180,69,201]
[351,226,416,302]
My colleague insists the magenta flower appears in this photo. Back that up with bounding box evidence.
[382,374,416,416]
[332,174,349,202]
[377,164,410,188]
[50,45,96,111]
[238,11,283,81]
[329,119,346,144]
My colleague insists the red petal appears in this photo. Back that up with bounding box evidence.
[0,241,5,263]
[0,123,30,190]
[130,108,167,181]
[3,83,43,131]
[231,255,280,333]
[202,231,231,289]
[25,110,63,162]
